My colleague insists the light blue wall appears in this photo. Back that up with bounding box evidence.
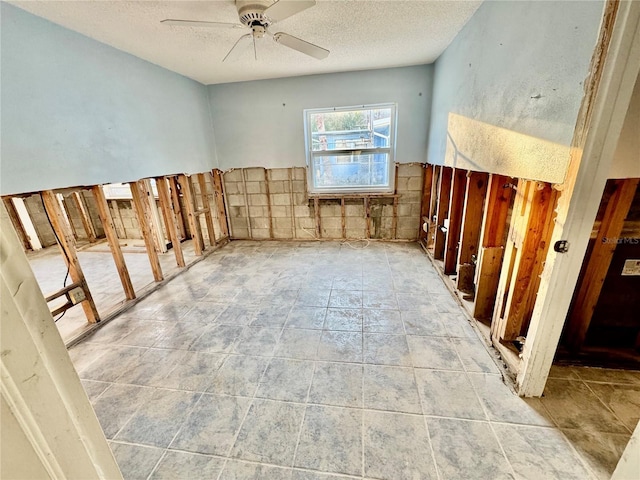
[427,0,605,175]
[208,65,433,170]
[0,3,218,196]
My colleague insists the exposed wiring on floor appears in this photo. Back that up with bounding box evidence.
[341,239,370,249]
[39,193,71,322]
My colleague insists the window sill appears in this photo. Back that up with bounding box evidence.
[308,192,400,199]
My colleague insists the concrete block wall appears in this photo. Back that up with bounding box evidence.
[223,164,424,241]
[23,194,57,247]
[189,173,226,243]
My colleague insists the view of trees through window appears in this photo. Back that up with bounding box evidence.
[306,105,395,191]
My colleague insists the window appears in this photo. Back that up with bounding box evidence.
[304,103,397,194]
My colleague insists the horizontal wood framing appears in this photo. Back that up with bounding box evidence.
[222,164,424,241]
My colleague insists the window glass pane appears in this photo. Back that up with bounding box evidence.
[310,107,392,152]
[312,153,390,189]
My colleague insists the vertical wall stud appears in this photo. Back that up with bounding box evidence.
[443,168,467,274]
[155,177,185,268]
[129,181,164,281]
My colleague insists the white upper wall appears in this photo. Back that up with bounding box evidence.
[427,0,605,183]
[0,3,218,196]
[208,65,433,170]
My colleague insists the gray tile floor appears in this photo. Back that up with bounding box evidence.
[67,241,637,480]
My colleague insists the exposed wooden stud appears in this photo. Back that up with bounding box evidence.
[458,171,489,266]
[155,176,185,268]
[474,247,505,320]
[263,169,274,239]
[565,178,639,351]
[314,197,321,238]
[443,168,467,274]
[288,168,296,239]
[91,185,136,300]
[392,196,399,240]
[240,168,253,239]
[419,164,434,241]
[212,169,230,239]
[109,200,126,238]
[2,196,31,251]
[169,176,187,240]
[434,167,452,259]
[198,173,217,246]
[427,166,441,250]
[364,196,371,239]
[129,181,164,281]
[61,196,80,241]
[341,197,346,239]
[73,192,97,243]
[41,190,99,323]
[141,179,167,254]
[178,174,205,255]
[492,181,559,342]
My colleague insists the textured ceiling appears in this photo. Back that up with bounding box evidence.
[10,0,482,85]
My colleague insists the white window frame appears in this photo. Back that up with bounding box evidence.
[304,103,397,194]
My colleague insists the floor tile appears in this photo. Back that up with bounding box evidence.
[291,471,355,480]
[577,367,640,385]
[77,345,147,382]
[294,405,362,476]
[110,442,164,480]
[170,394,251,455]
[364,365,422,414]
[362,309,403,334]
[190,324,244,353]
[153,303,191,321]
[115,348,190,387]
[324,308,363,331]
[150,451,224,480]
[220,460,293,480]
[428,418,513,479]
[152,351,226,391]
[362,291,398,310]
[317,331,363,363]
[152,321,208,350]
[402,310,448,337]
[207,355,269,397]
[286,307,327,329]
[363,333,411,366]
[309,362,362,408]
[584,382,640,431]
[468,373,553,426]
[183,302,227,323]
[493,423,592,480]
[364,410,437,480]
[329,290,363,309]
[297,288,331,307]
[540,379,629,433]
[115,389,200,447]
[217,305,258,326]
[93,384,154,438]
[231,398,305,466]
[562,429,630,480]
[415,369,486,420]
[548,365,581,380]
[257,358,315,402]
[407,335,464,370]
[450,337,500,373]
[332,275,363,291]
[251,304,292,328]
[395,293,432,311]
[81,379,110,402]
[275,329,322,360]
[234,326,281,356]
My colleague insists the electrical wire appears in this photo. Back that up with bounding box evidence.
[39,193,71,322]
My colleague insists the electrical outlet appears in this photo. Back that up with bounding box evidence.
[68,287,86,305]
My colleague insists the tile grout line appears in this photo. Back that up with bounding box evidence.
[581,378,634,435]
[291,360,317,470]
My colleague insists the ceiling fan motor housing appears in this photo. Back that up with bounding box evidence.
[236,0,273,28]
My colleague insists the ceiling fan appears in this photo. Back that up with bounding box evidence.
[161,0,330,62]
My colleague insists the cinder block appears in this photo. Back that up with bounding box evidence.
[272,193,290,206]
[399,192,422,203]
[297,217,315,229]
[322,228,342,239]
[293,168,306,180]
[245,168,265,182]
[397,163,424,178]
[271,206,289,218]
[249,194,268,206]
[227,195,246,207]
[321,217,341,229]
[345,217,367,230]
[345,204,364,217]
[407,176,424,191]
[294,205,311,217]
[320,204,341,217]
[231,227,250,238]
[411,204,423,216]
[248,206,266,217]
[398,204,412,217]
[250,217,271,229]
[292,181,306,193]
[229,206,245,217]
[395,177,410,191]
[269,181,286,194]
[245,182,264,194]
[224,169,243,182]
[397,217,419,231]
[269,168,290,181]
[273,228,292,239]
[274,217,293,229]
[397,228,418,240]
[230,216,248,228]
[294,193,308,205]
[252,228,271,239]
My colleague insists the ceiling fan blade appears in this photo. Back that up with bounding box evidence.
[264,0,316,23]
[161,19,243,29]
[273,32,329,59]
[223,34,252,62]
